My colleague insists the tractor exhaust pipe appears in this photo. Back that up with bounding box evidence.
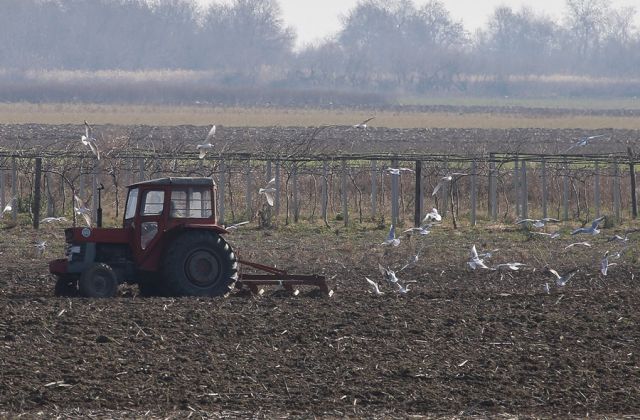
[97,183,104,228]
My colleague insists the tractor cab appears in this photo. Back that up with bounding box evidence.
[49,177,330,298]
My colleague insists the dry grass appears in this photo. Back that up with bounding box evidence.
[1,102,640,129]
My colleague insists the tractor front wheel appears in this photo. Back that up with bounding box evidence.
[54,275,78,297]
[163,231,237,297]
[78,263,118,298]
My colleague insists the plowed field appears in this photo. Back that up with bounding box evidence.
[1,224,639,418]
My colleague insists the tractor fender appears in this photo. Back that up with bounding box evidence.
[177,224,230,235]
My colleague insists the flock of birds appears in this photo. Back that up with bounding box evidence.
[364,184,632,296]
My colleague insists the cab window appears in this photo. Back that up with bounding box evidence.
[170,188,212,218]
[141,190,165,216]
[124,188,139,219]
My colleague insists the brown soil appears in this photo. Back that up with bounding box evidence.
[1,224,638,418]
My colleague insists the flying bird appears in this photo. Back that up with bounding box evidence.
[600,251,617,276]
[81,120,100,160]
[1,197,16,218]
[381,225,401,247]
[385,167,415,175]
[259,177,276,206]
[74,195,92,227]
[571,216,605,235]
[353,117,374,129]
[432,173,468,196]
[41,216,68,223]
[225,221,249,232]
[365,277,384,295]
[197,125,216,159]
[564,134,607,153]
[494,262,526,271]
[403,226,431,236]
[543,283,550,294]
[378,264,399,285]
[564,242,592,250]
[399,249,421,272]
[468,245,490,270]
[395,282,411,294]
[531,231,561,239]
[516,217,560,228]
[423,208,442,223]
[547,267,578,287]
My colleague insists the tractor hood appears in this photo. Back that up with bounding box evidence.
[65,226,131,244]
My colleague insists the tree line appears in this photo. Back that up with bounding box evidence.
[1,0,639,95]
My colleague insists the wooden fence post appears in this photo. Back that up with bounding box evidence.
[138,158,145,182]
[489,154,497,221]
[513,157,520,219]
[371,160,377,219]
[391,159,399,226]
[275,161,281,217]
[266,160,272,182]
[521,160,528,219]
[46,172,55,217]
[292,163,299,223]
[92,163,99,225]
[594,161,600,217]
[471,160,477,226]
[245,159,252,221]
[322,161,328,224]
[441,160,448,217]
[218,160,226,225]
[33,158,42,229]
[628,147,637,219]
[11,157,17,221]
[563,159,570,221]
[414,160,422,227]
[0,164,4,212]
[541,158,548,219]
[613,162,621,222]
[341,160,348,226]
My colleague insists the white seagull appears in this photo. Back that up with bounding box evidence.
[600,251,617,276]
[468,245,490,270]
[571,216,605,235]
[41,216,68,223]
[74,195,92,227]
[399,249,421,272]
[81,120,100,160]
[564,134,607,153]
[385,167,415,175]
[381,225,401,247]
[225,221,249,232]
[197,125,216,159]
[395,282,411,294]
[432,173,468,196]
[564,241,592,250]
[531,231,561,239]
[423,208,442,223]
[353,117,374,129]
[1,197,17,218]
[494,262,526,271]
[543,283,550,294]
[365,277,384,295]
[403,226,431,236]
[259,177,276,206]
[34,240,47,257]
[547,267,578,287]
[378,264,399,285]
[516,217,560,228]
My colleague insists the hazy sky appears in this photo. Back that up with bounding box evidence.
[196,0,639,48]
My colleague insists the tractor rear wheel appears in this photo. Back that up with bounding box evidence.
[78,263,119,298]
[162,231,237,297]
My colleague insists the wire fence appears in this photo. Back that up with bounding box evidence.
[0,150,637,228]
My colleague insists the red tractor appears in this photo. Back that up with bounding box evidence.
[49,177,330,298]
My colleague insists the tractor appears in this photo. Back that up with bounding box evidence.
[49,177,330,298]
